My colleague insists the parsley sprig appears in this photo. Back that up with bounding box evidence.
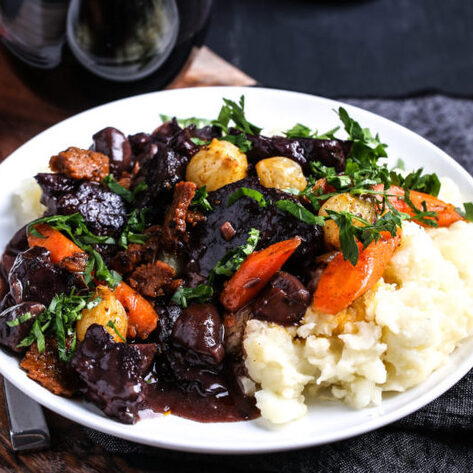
[118,209,149,249]
[16,291,101,362]
[103,174,148,203]
[191,186,213,212]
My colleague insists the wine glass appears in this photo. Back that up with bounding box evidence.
[66,0,180,82]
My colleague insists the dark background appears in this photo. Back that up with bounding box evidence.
[206,0,473,98]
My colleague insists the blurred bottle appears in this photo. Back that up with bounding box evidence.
[0,0,213,108]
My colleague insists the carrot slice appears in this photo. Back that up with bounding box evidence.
[28,223,158,339]
[114,281,158,339]
[313,235,400,315]
[220,237,301,312]
[27,223,84,263]
[372,184,463,227]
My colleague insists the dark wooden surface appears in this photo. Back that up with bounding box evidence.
[0,43,255,473]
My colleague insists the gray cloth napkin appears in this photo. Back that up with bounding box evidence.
[86,95,473,472]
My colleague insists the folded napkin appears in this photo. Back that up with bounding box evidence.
[86,95,473,472]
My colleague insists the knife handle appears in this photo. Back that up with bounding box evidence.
[3,378,50,451]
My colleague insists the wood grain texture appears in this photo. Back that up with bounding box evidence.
[0,44,255,472]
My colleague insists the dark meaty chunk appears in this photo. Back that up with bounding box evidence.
[9,247,81,306]
[71,324,157,424]
[112,243,143,274]
[155,303,182,352]
[49,147,109,182]
[35,173,127,236]
[253,271,310,326]
[185,177,324,281]
[93,127,133,176]
[161,181,196,252]
[111,225,161,274]
[0,294,14,313]
[131,120,217,217]
[0,274,7,302]
[244,133,352,173]
[172,303,224,367]
[224,305,253,358]
[1,225,29,279]
[20,337,79,397]
[129,261,177,298]
[0,302,45,353]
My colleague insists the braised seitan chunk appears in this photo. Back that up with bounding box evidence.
[20,338,79,397]
[129,261,179,298]
[50,147,109,182]
[161,181,196,252]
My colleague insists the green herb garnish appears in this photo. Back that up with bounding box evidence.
[103,174,148,203]
[106,320,126,342]
[284,123,340,140]
[389,168,441,197]
[190,137,211,146]
[118,209,149,249]
[171,284,214,309]
[191,186,213,212]
[463,202,473,222]
[213,229,260,277]
[17,291,94,362]
[6,312,32,327]
[228,187,268,208]
[276,200,325,226]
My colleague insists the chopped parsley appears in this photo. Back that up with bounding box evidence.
[171,284,214,309]
[463,202,473,222]
[118,209,149,249]
[389,168,441,197]
[17,291,99,362]
[190,137,210,146]
[284,123,340,140]
[228,187,268,208]
[276,200,325,226]
[6,312,32,327]
[191,186,213,212]
[106,320,126,342]
[213,228,260,277]
[103,174,148,203]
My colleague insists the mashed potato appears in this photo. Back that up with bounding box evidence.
[244,180,473,424]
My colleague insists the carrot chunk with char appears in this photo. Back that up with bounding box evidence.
[313,235,400,315]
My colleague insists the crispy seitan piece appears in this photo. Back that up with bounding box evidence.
[50,147,110,182]
[161,181,196,252]
[129,261,179,298]
[20,337,79,397]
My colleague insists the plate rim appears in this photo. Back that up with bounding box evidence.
[1,85,473,454]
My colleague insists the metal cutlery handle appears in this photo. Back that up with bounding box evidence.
[3,378,50,451]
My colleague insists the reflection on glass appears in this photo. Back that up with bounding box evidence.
[67,0,179,81]
[0,0,69,68]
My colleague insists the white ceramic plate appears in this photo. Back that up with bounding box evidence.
[1,87,473,454]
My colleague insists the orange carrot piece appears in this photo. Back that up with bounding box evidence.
[313,236,400,315]
[220,237,301,312]
[372,184,463,227]
[114,281,158,339]
[27,223,84,264]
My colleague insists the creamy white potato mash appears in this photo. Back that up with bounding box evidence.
[244,179,473,424]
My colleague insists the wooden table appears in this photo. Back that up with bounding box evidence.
[0,44,255,473]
